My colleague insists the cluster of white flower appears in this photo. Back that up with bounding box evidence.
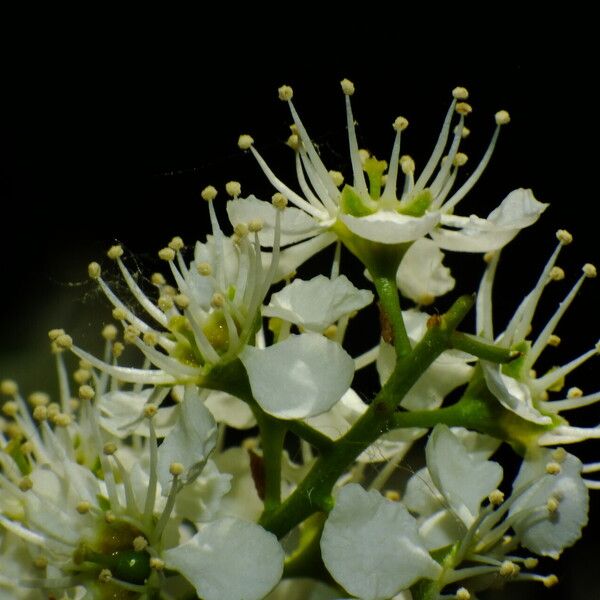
[1,80,597,599]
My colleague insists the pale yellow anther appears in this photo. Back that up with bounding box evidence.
[1,401,18,417]
[143,331,158,347]
[19,477,33,492]
[174,294,190,309]
[168,236,184,252]
[107,245,124,260]
[329,170,344,187]
[33,405,48,421]
[455,102,472,116]
[69,398,80,412]
[88,261,101,279]
[101,324,118,342]
[400,155,415,175]
[234,223,249,238]
[20,440,34,454]
[226,180,242,198]
[151,272,166,286]
[28,392,49,407]
[499,561,519,577]
[384,490,401,502]
[158,247,176,262]
[0,379,18,396]
[523,557,538,569]
[248,218,264,233]
[543,575,559,588]
[567,387,583,399]
[112,342,125,358]
[417,293,435,306]
[452,86,469,100]
[456,588,471,600]
[358,149,370,165]
[133,536,148,552]
[495,110,511,125]
[238,134,254,150]
[197,261,212,276]
[583,263,597,278]
[170,462,185,476]
[548,334,561,347]
[79,385,95,400]
[546,461,561,475]
[104,511,116,523]
[272,192,288,209]
[33,556,48,569]
[5,423,22,440]
[547,496,560,513]
[98,569,112,583]
[393,116,409,132]
[150,557,166,571]
[286,133,300,150]
[124,325,140,344]
[112,307,127,321]
[103,442,117,455]
[242,437,258,451]
[340,78,355,96]
[47,403,60,418]
[55,334,73,350]
[163,286,176,299]
[556,229,573,245]
[211,293,225,309]
[73,368,91,385]
[453,152,468,167]
[488,489,505,506]
[76,501,91,514]
[278,84,293,101]
[201,185,218,202]
[158,295,174,312]
[48,328,65,341]
[53,413,72,427]
[549,266,565,281]
[323,325,338,340]
[144,404,158,418]
[461,126,471,138]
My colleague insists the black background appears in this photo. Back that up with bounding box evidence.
[1,17,598,599]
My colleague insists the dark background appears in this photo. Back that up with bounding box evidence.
[1,20,598,599]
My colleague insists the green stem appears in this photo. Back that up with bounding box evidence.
[287,421,335,453]
[255,413,286,516]
[373,274,411,358]
[450,331,519,363]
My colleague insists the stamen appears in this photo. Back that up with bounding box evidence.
[380,116,408,202]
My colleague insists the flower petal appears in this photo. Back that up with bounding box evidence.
[163,517,284,600]
[240,333,354,419]
[204,390,256,429]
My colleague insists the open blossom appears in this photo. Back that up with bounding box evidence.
[230,80,547,264]
[0,358,283,600]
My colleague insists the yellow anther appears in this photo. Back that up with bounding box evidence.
[112,307,127,321]
[546,497,560,513]
[79,358,92,369]
[248,218,263,233]
[452,86,469,99]
[98,569,112,583]
[53,413,72,427]
[453,152,468,167]
[73,369,91,385]
[546,461,561,475]
[201,185,218,201]
[69,398,80,412]
[495,110,511,125]
[238,134,254,150]
[234,223,249,238]
[169,462,185,476]
[549,266,565,281]
[272,192,288,209]
[48,328,65,341]
[102,324,118,342]
[523,557,538,569]
[583,263,597,278]
[47,403,60,418]
[1,401,18,417]
[150,557,166,571]
[158,296,174,312]
[76,501,91,514]
[393,116,409,132]
[329,170,344,187]
[242,437,258,451]
[28,391,49,406]
[340,78,355,96]
[556,229,573,245]
[20,440,34,454]
[5,423,22,440]
[174,294,190,309]
[151,272,166,286]
[167,237,183,253]
[112,342,125,358]
[456,588,471,600]
[547,334,561,347]
[33,405,48,421]
[499,561,519,577]
[19,477,33,492]
[107,245,124,260]
[79,385,95,400]
[455,102,472,116]
[197,261,212,276]
[226,180,242,198]
[103,442,117,455]
[278,84,293,101]
[124,325,140,344]
[567,387,583,399]
[488,489,505,506]
[400,155,415,175]
[144,404,158,418]
[133,536,148,551]
[88,262,101,279]
[211,293,225,308]
[384,490,401,502]
[286,133,300,150]
[143,331,158,347]
[358,149,370,165]
[323,325,338,340]
[158,247,176,261]
[551,447,567,462]
[33,556,48,569]
[55,334,73,350]
[543,575,559,588]
[0,379,18,396]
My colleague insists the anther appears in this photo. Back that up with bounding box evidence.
[547,334,561,347]
[197,262,212,276]
[234,223,249,238]
[98,569,112,583]
[88,262,101,279]
[384,490,401,502]
[158,247,175,262]
[358,149,370,164]
[19,477,33,492]
[238,134,254,150]
[549,266,565,281]
[124,326,140,344]
[0,379,18,396]
[101,324,118,342]
[104,511,116,523]
[499,561,519,577]
[169,462,185,476]
[150,557,165,571]
[55,334,73,350]
[393,116,409,132]
[547,496,560,513]
[551,447,567,462]
[33,556,48,569]
[286,134,300,150]
[583,263,597,278]
[48,328,65,341]
[272,192,288,209]
[168,236,184,252]
[79,385,95,400]
[133,536,148,552]
[452,86,469,100]
[211,293,225,308]
[174,294,190,309]
[144,404,158,418]
[455,102,473,115]
[201,185,218,202]
[152,274,166,288]
[340,78,355,96]
[277,85,293,101]
[226,180,242,198]
[495,110,511,125]
[400,155,415,175]
[453,152,468,167]
[5,423,22,439]
[112,342,125,358]
[76,501,91,514]
[456,588,471,600]
[47,403,60,418]
[1,401,18,417]
[329,170,344,187]
[543,575,559,588]
[143,332,158,347]
[488,489,505,506]
[107,245,124,260]
[248,218,263,233]
[556,229,573,245]
[546,461,561,475]
[523,558,538,569]
[461,126,470,138]
[53,413,72,427]
[158,296,174,312]
[20,440,34,454]
[112,307,127,321]
[73,369,91,384]
[29,391,49,406]
[323,325,338,340]
[103,442,117,455]
[33,405,48,421]
[567,387,583,398]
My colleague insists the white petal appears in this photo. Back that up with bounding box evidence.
[157,386,217,490]
[240,333,355,419]
[263,275,373,332]
[321,484,441,600]
[303,388,364,440]
[397,238,455,304]
[227,196,323,246]
[163,517,284,600]
[340,210,440,244]
[403,467,445,517]
[274,232,337,281]
[358,427,426,463]
[204,390,256,429]
[426,425,503,527]
[486,188,548,229]
[510,450,589,558]
[482,362,552,425]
